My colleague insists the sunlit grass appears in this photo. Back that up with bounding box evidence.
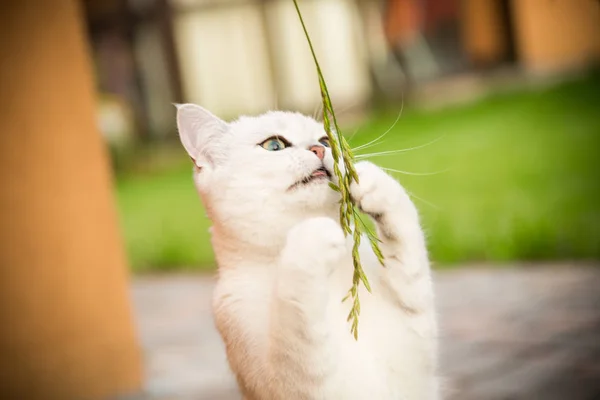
[115,71,600,271]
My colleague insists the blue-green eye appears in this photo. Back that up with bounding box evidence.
[260,136,289,151]
[319,136,331,147]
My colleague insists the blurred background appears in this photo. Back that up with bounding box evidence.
[1,0,599,399]
[85,0,600,271]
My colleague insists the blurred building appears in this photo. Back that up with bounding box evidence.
[83,0,600,141]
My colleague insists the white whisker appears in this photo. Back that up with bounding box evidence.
[353,101,404,152]
[353,139,388,152]
[382,167,450,176]
[312,102,323,121]
[334,101,358,116]
[354,134,446,159]
[406,190,440,210]
[346,126,362,144]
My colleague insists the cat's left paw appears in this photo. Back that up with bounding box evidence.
[349,161,410,218]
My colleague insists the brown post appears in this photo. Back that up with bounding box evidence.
[510,0,600,72]
[461,0,510,68]
[0,1,143,399]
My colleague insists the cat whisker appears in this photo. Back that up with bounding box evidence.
[334,101,359,116]
[406,190,440,210]
[352,126,393,152]
[352,102,404,151]
[345,126,362,144]
[382,167,450,176]
[312,102,323,121]
[353,139,388,152]
[354,134,446,159]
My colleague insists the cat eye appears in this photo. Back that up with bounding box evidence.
[259,136,290,151]
[318,136,331,148]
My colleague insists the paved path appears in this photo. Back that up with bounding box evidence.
[131,264,600,400]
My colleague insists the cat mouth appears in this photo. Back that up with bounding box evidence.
[289,167,331,190]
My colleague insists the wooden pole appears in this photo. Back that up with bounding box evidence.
[461,0,510,68]
[510,0,600,72]
[0,1,143,398]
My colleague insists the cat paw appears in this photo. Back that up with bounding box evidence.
[349,161,412,218]
[282,217,347,273]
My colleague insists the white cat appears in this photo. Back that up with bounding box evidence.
[176,104,439,400]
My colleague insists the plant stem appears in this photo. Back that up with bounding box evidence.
[292,0,384,340]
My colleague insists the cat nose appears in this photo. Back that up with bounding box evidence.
[309,145,325,160]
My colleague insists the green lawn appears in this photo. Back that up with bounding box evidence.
[115,71,600,271]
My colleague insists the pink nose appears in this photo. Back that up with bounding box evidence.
[309,145,325,160]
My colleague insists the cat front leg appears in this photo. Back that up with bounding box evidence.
[268,217,346,398]
[350,161,434,314]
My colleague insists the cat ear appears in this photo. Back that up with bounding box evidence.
[175,103,229,169]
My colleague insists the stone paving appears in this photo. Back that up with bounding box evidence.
[130,263,600,400]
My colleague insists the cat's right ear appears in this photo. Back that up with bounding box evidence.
[174,103,229,170]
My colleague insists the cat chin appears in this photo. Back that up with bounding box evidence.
[286,186,340,216]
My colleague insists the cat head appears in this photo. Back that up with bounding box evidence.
[176,104,341,248]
